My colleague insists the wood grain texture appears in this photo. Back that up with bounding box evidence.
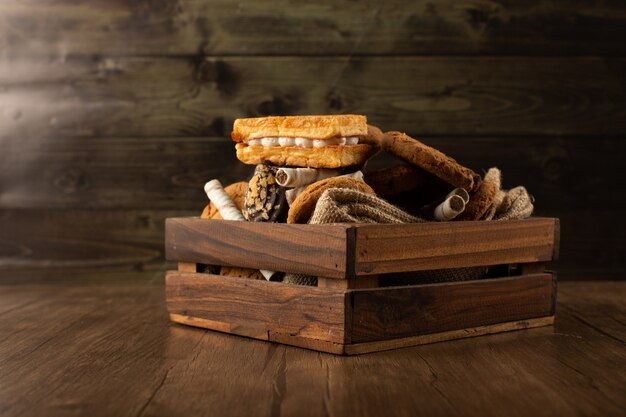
[354,218,557,275]
[165,217,349,278]
[2,57,624,139]
[166,271,347,343]
[165,267,557,352]
[344,316,555,355]
[0,138,252,210]
[349,274,556,343]
[0,209,183,284]
[1,282,624,416]
[2,0,626,56]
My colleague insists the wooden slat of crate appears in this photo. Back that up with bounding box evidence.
[165,218,350,279]
[343,316,555,355]
[165,271,556,354]
[354,218,559,275]
[165,218,558,280]
[348,273,556,344]
[166,271,347,343]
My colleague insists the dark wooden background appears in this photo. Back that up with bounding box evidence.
[1,0,624,283]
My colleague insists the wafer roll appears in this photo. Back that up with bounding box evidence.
[433,194,466,221]
[275,168,340,188]
[204,180,245,221]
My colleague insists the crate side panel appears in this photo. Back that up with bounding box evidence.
[354,218,557,275]
[165,218,348,278]
[350,273,556,343]
[166,272,347,343]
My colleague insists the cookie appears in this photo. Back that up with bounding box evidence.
[365,164,433,197]
[287,176,376,224]
[201,181,248,219]
[219,266,266,280]
[232,115,380,169]
[243,164,288,222]
[454,177,498,221]
[235,142,379,169]
[383,131,480,192]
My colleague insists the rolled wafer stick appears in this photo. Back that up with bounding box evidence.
[204,180,275,280]
[433,194,466,221]
[447,187,470,204]
[275,168,340,188]
[285,171,365,205]
[204,180,245,221]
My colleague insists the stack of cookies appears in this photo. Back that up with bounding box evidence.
[202,114,518,281]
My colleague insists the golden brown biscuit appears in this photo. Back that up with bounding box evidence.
[366,124,386,146]
[201,181,248,219]
[232,114,367,141]
[232,115,379,168]
[383,132,480,192]
[219,266,265,280]
[287,176,376,224]
[235,143,378,169]
[365,164,433,197]
[455,177,498,221]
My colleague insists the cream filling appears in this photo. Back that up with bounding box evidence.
[245,136,360,148]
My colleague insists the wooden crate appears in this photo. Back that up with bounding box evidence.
[165,217,559,355]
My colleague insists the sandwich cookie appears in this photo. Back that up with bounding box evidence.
[232,114,379,168]
[243,163,288,222]
[287,176,376,224]
[383,131,480,192]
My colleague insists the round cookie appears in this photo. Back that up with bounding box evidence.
[219,266,265,280]
[201,181,248,219]
[454,177,498,221]
[287,176,376,224]
[243,164,288,222]
[383,131,481,192]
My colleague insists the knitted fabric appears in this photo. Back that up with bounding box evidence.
[310,188,424,224]
[482,168,534,220]
[282,169,534,286]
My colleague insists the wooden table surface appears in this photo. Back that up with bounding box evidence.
[1,281,624,417]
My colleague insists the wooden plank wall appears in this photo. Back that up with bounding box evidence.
[0,0,624,282]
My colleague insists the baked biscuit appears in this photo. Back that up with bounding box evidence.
[219,266,265,280]
[383,132,480,191]
[232,114,367,141]
[201,181,247,219]
[454,177,498,221]
[232,115,379,168]
[287,176,376,224]
[235,142,378,169]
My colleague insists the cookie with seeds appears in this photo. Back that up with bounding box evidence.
[243,163,288,222]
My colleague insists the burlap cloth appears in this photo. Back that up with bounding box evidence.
[283,168,534,286]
